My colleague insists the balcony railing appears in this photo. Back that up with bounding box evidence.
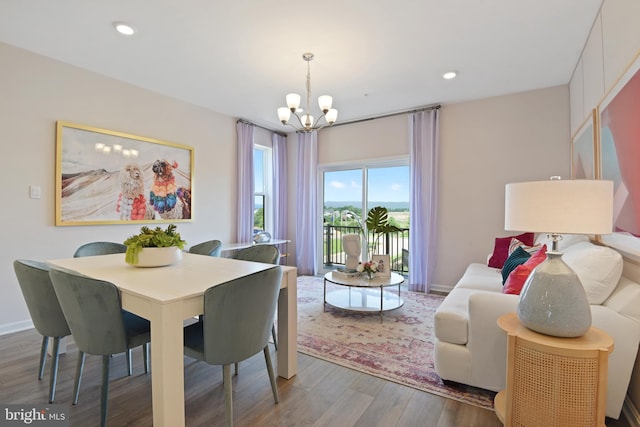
[323,225,409,274]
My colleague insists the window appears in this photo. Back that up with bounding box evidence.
[254,145,272,233]
[321,160,410,272]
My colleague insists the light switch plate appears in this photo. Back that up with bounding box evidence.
[30,185,41,199]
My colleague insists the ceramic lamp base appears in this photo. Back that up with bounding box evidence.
[517,251,591,337]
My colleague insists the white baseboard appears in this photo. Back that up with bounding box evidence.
[0,320,33,336]
[623,395,640,427]
[429,283,453,294]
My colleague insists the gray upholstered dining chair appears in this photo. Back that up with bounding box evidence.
[183,266,283,427]
[73,240,142,376]
[232,245,280,351]
[13,259,83,403]
[189,239,223,257]
[49,268,151,427]
[73,241,127,258]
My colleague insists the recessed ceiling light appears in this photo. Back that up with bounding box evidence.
[113,21,136,36]
[443,71,457,80]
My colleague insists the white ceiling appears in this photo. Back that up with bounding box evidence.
[0,0,602,131]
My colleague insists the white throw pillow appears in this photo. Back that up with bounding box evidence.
[562,242,623,304]
[534,233,590,251]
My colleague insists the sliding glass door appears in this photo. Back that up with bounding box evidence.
[320,161,409,273]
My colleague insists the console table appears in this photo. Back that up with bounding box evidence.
[220,239,290,264]
[495,312,613,427]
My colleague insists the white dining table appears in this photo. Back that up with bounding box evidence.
[47,253,298,427]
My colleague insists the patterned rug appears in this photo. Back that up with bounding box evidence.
[296,275,496,410]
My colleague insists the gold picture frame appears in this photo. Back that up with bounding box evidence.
[571,109,597,179]
[371,254,391,278]
[55,121,194,226]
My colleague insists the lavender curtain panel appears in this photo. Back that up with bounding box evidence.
[295,131,318,275]
[236,121,254,243]
[409,109,440,292]
[272,133,287,241]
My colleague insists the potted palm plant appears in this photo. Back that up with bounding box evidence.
[124,224,187,266]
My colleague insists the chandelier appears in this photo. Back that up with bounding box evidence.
[277,52,338,132]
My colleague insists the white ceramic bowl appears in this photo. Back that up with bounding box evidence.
[130,246,183,267]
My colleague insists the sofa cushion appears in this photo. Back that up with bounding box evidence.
[603,277,640,324]
[455,263,503,292]
[503,245,547,295]
[563,242,623,304]
[501,246,531,284]
[488,232,535,268]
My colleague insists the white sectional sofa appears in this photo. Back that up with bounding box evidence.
[433,234,640,419]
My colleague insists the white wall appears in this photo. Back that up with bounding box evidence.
[0,42,237,332]
[287,86,570,290]
[569,0,640,417]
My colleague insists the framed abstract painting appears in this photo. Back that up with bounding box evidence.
[55,121,194,226]
[599,53,640,236]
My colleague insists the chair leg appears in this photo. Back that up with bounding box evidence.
[143,343,150,374]
[234,362,238,376]
[126,349,132,376]
[38,336,49,380]
[48,337,62,403]
[223,364,233,427]
[271,323,278,351]
[101,355,111,427]
[73,351,86,405]
[263,346,279,404]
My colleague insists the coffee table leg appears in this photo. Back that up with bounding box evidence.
[380,285,383,321]
[323,279,326,312]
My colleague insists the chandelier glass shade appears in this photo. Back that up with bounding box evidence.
[277,52,338,132]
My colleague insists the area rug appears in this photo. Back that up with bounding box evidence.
[296,275,496,410]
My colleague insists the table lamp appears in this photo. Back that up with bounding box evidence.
[504,178,613,337]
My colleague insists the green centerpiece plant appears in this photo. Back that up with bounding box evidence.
[124,224,187,265]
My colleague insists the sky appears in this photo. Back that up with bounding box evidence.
[323,166,409,203]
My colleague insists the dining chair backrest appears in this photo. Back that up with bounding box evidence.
[13,259,70,339]
[189,240,222,257]
[49,268,129,356]
[232,245,280,265]
[73,242,127,258]
[201,266,283,366]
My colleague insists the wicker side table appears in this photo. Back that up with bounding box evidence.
[495,312,613,427]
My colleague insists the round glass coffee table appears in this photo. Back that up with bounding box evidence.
[323,271,405,318]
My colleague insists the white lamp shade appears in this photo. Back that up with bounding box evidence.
[325,108,338,124]
[318,95,333,112]
[286,93,301,110]
[277,107,291,123]
[505,180,613,235]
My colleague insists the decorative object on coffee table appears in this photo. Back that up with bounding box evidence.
[504,178,613,337]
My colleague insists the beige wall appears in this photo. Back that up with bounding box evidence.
[569,0,640,419]
[287,86,570,290]
[0,42,237,332]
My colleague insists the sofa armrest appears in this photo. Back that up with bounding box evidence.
[466,291,519,391]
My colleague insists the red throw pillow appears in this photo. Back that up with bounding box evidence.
[503,244,547,295]
[487,232,535,268]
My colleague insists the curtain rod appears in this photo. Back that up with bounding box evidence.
[330,103,441,128]
[237,119,287,137]
[238,103,441,135]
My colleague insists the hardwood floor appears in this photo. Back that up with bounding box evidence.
[0,328,631,426]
